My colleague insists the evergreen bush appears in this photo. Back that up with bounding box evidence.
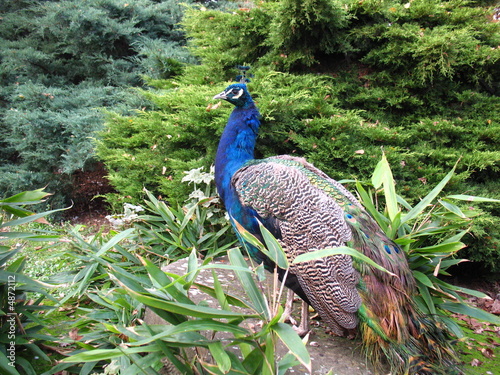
[0,0,228,210]
[98,0,500,270]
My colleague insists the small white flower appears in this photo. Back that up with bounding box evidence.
[188,189,207,201]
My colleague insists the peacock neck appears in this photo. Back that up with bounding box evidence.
[215,103,260,207]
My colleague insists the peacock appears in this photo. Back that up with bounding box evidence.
[213,76,461,374]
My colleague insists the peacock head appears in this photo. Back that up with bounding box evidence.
[213,83,253,108]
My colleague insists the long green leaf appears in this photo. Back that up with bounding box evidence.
[272,323,311,372]
[355,181,389,232]
[95,228,136,257]
[0,188,50,203]
[293,247,396,276]
[63,345,162,362]
[446,194,500,203]
[0,207,66,228]
[259,223,289,269]
[0,351,21,375]
[130,320,250,346]
[372,153,398,221]
[227,247,270,319]
[231,217,288,269]
[439,302,500,324]
[438,199,466,218]
[180,203,198,233]
[122,283,257,319]
[193,282,253,309]
[0,270,54,288]
[262,334,275,375]
[412,270,435,289]
[0,205,34,218]
[412,242,465,254]
[209,341,232,373]
[416,281,436,315]
[401,166,456,224]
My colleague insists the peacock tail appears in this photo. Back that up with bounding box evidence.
[213,82,461,374]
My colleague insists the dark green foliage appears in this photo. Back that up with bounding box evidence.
[0,0,229,210]
[97,82,229,207]
[0,82,144,209]
[0,0,194,87]
[267,0,353,67]
[182,5,273,80]
[99,0,499,270]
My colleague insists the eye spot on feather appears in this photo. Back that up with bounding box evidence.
[393,245,400,254]
[384,245,392,254]
[345,214,357,224]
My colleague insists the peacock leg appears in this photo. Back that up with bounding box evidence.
[283,288,298,326]
[283,289,310,337]
[294,300,310,337]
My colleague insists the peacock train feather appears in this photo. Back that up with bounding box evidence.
[213,78,461,375]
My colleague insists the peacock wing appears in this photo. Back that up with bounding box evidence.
[232,156,362,334]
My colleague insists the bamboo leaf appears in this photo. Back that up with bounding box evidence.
[401,166,456,224]
[0,207,66,228]
[372,153,399,221]
[63,346,161,362]
[433,278,489,299]
[438,199,467,218]
[272,323,311,373]
[227,248,270,319]
[412,270,435,289]
[355,181,389,231]
[95,228,135,257]
[193,282,252,309]
[0,188,50,203]
[416,281,436,315]
[412,242,465,254]
[439,302,500,324]
[209,341,232,373]
[131,320,249,346]
[446,194,500,203]
[122,282,257,319]
[293,247,396,276]
[231,217,288,269]
[0,351,21,375]
[258,223,288,269]
[262,334,275,375]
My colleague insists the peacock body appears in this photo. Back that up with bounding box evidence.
[213,83,460,374]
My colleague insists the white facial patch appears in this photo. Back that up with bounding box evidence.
[232,88,244,100]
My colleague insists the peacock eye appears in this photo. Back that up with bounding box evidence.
[231,89,240,94]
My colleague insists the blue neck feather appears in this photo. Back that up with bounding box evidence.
[215,101,260,224]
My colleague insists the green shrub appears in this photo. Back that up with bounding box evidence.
[0,189,64,375]
[0,0,229,210]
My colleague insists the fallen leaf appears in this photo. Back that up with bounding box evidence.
[418,177,427,184]
[470,358,483,367]
[474,327,484,334]
[490,299,500,314]
[480,347,494,358]
[69,328,83,341]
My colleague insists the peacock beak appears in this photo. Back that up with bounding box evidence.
[213,90,228,100]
